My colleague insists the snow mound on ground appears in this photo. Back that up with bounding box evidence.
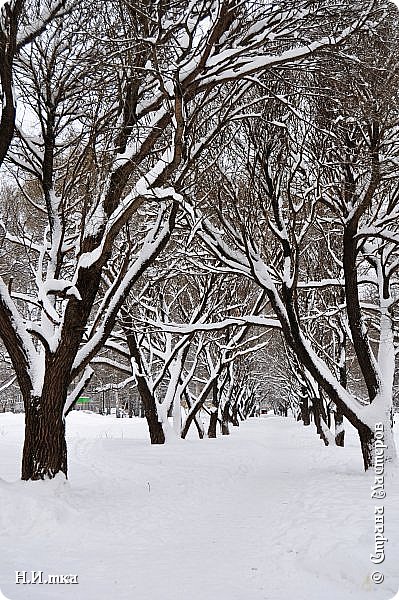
[0,475,77,537]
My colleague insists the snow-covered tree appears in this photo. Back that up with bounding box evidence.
[0,0,67,165]
[0,0,380,479]
[188,6,399,469]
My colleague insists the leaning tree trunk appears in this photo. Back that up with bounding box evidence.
[182,390,204,439]
[125,330,165,444]
[22,396,67,480]
[138,382,165,444]
[335,352,347,446]
[311,397,329,447]
[247,405,255,417]
[192,414,205,439]
[325,402,332,428]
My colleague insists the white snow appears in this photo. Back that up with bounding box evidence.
[0,412,398,600]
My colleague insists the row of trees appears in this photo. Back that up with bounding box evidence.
[0,0,398,479]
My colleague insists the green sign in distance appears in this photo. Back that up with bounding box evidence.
[77,397,91,404]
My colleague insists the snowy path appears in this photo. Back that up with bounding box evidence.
[0,413,398,600]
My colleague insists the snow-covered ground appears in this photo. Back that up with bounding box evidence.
[0,412,398,600]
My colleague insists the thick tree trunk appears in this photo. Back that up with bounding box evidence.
[358,425,374,471]
[208,408,218,438]
[231,403,240,426]
[300,386,310,426]
[221,401,230,435]
[221,421,230,435]
[134,370,164,443]
[22,397,67,480]
[141,389,165,444]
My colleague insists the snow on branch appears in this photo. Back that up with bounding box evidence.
[63,365,94,417]
[0,374,16,392]
[200,8,375,85]
[146,315,281,334]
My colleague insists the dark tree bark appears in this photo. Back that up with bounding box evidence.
[221,401,230,435]
[183,390,204,439]
[299,385,310,426]
[335,410,345,447]
[208,409,218,438]
[247,403,257,418]
[193,415,205,439]
[335,341,347,447]
[22,399,67,480]
[138,387,165,443]
[0,0,23,167]
[326,402,332,429]
[358,425,374,471]
[207,382,220,438]
[124,328,165,444]
[181,375,216,439]
[139,383,165,444]
[311,396,329,447]
[231,402,240,426]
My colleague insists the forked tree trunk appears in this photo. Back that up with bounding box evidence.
[182,390,204,439]
[22,397,67,480]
